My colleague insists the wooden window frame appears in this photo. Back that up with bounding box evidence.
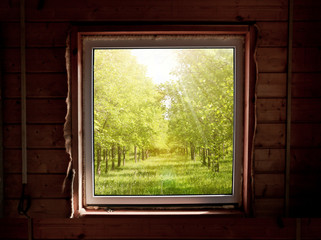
[70,24,256,217]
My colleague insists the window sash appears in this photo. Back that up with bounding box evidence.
[81,35,244,206]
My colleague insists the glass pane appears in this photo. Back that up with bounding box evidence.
[93,48,234,196]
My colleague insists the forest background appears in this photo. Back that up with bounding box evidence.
[93,48,235,196]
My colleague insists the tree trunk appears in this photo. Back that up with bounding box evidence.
[96,145,101,175]
[213,149,219,172]
[222,143,225,160]
[111,144,115,170]
[190,142,195,161]
[214,159,220,172]
[122,146,126,166]
[105,148,108,173]
[117,144,121,167]
[202,147,206,165]
[212,149,216,171]
[134,145,137,163]
[142,148,145,161]
[207,148,211,168]
[102,148,105,174]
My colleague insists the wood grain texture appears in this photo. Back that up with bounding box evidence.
[1,217,320,240]
[3,99,66,124]
[1,48,66,73]
[0,22,70,48]
[1,217,321,239]
[255,97,321,124]
[255,124,321,149]
[3,124,65,148]
[257,73,287,98]
[255,124,286,148]
[254,148,321,174]
[0,0,288,22]
[3,73,68,98]
[257,99,286,123]
[4,174,69,198]
[33,217,297,240]
[257,48,287,73]
[4,199,70,218]
[257,21,321,48]
[0,21,294,48]
[255,174,284,198]
[254,149,285,173]
[256,22,287,47]
[255,199,284,216]
[4,149,69,174]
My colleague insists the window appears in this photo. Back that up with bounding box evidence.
[73,26,254,212]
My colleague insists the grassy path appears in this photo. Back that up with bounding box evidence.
[95,154,233,196]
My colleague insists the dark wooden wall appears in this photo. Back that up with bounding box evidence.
[0,0,320,230]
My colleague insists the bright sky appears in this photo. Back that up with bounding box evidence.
[131,49,178,84]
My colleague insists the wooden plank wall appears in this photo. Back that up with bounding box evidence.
[1,217,321,239]
[289,0,321,217]
[0,0,320,221]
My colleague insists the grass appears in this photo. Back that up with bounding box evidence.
[94,153,233,196]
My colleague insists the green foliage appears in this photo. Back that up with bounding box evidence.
[94,49,167,153]
[165,49,234,158]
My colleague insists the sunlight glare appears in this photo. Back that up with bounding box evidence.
[131,49,178,84]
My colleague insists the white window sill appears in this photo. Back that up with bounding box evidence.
[78,207,244,217]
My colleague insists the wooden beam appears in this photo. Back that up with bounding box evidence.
[0,0,288,22]
[285,0,293,217]
[20,0,27,186]
[33,217,297,240]
[1,217,319,240]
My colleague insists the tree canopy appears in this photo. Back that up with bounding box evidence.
[93,48,234,166]
[165,49,234,158]
[94,49,167,154]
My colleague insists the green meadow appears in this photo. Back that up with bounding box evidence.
[94,154,233,196]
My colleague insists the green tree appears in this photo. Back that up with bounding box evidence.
[93,49,168,171]
[165,49,234,169]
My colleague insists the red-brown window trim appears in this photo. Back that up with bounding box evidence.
[69,24,256,217]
